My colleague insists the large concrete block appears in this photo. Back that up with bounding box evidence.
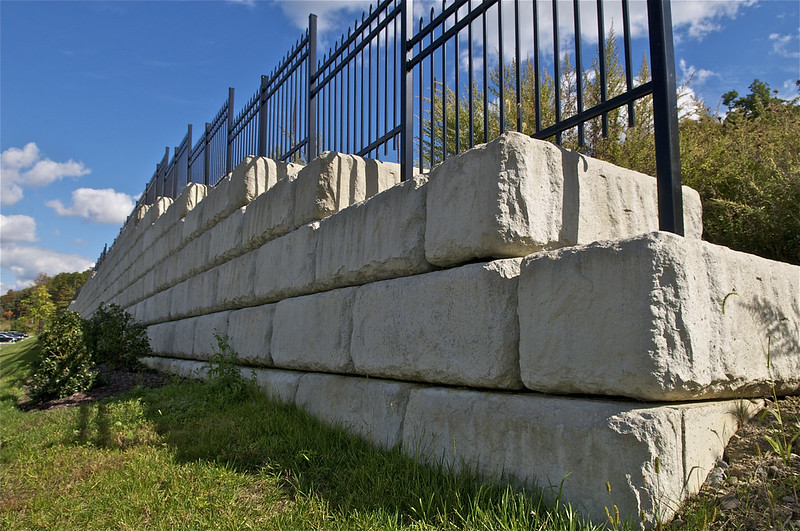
[252,222,319,304]
[202,156,270,230]
[518,231,800,401]
[141,197,173,249]
[192,311,230,360]
[182,192,211,240]
[180,235,209,279]
[295,373,418,449]
[315,177,434,291]
[215,251,257,311]
[425,132,702,267]
[171,182,208,220]
[141,356,209,380]
[172,317,197,357]
[240,367,302,404]
[293,152,400,226]
[402,387,760,527]
[242,174,298,250]
[169,279,191,320]
[186,268,218,318]
[563,153,702,244]
[146,322,175,354]
[271,287,357,372]
[351,259,523,389]
[161,222,185,264]
[227,304,275,366]
[132,203,151,225]
[206,207,245,267]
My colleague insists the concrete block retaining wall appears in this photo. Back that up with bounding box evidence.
[71,132,799,528]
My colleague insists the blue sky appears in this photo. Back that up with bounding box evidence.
[1,0,798,293]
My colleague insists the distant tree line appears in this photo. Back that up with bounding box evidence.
[1,270,92,333]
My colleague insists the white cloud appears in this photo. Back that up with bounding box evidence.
[679,59,719,86]
[47,188,135,225]
[670,0,757,41]
[0,244,94,289]
[271,0,374,35]
[1,143,90,206]
[769,32,800,59]
[0,214,38,243]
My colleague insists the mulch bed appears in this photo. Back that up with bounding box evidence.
[18,364,172,412]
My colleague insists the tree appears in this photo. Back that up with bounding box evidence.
[681,81,800,263]
[21,284,56,334]
[48,270,92,311]
[722,78,774,119]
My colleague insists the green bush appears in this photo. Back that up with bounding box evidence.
[84,303,151,369]
[28,310,96,401]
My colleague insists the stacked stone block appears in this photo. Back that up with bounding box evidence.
[71,132,799,528]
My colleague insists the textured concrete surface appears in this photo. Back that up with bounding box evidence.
[351,259,523,389]
[315,176,433,291]
[402,386,760,527]
[271,287,357,372]
[227,304,275,366]
[295,372,420,449]
[425,132,703,267]
[518,231,800,400]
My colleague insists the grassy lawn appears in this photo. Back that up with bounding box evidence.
[0,338,616,530]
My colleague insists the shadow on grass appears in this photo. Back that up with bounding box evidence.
[68,378,577,529]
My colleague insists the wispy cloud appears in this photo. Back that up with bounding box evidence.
[1,143,90,206]
[679,59,719,86]
[47,188,135,225]
[769,32,800,59]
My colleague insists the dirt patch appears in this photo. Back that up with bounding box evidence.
[676,395,800,530]
[18,364,172,412]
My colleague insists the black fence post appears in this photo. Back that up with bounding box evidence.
[204,122,211,186]
[257,76,268,157]
[158,147,168,198]
[185,123,193,184]
[647,0,684,235]
[308,14,318,162]
[400,0,414,181]
[226,87,235,175]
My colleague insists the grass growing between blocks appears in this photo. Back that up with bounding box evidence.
[1,338,618,531]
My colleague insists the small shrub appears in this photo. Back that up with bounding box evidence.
[84,303,151,369]
[206,334,254,401]
[28,310,96,401]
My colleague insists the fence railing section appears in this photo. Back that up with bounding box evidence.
[311,0,405,161]
[128,0,683,244]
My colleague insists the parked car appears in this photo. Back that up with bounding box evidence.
[0,333,18,343]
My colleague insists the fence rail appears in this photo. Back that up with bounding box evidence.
[127,0,683,261]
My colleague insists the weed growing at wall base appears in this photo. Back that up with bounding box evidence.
[206,333,256,401]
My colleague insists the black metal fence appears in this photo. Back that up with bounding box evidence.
[132,0,682,236]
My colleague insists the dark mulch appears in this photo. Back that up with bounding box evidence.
[18,364,172,412]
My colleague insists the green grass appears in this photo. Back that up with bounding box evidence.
[1,338,618,530]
